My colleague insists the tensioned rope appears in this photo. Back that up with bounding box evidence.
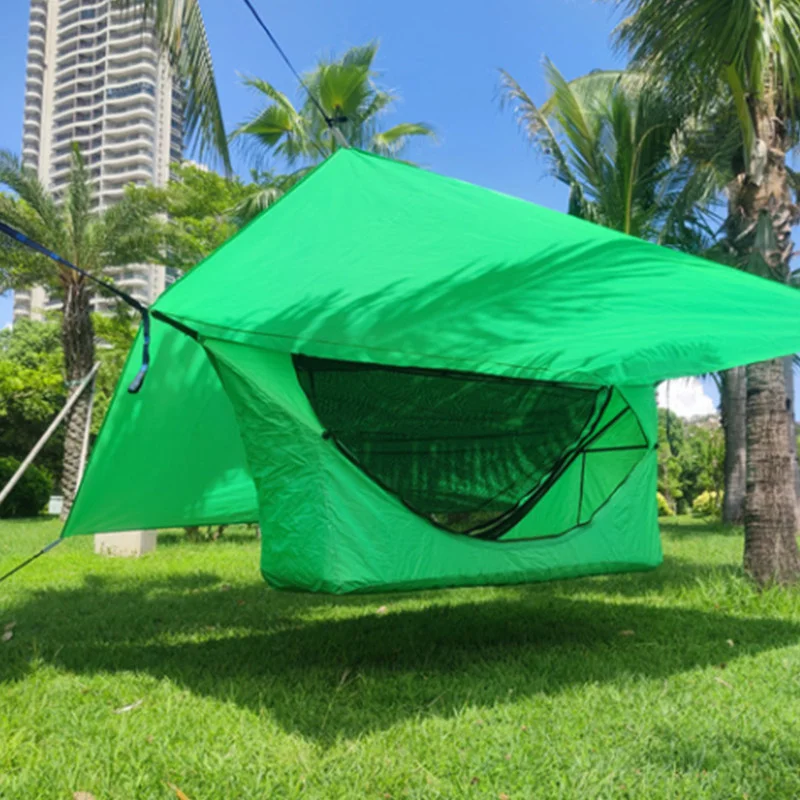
[0,539,63,586]
[238,0,351,149]
[0,221,198,393]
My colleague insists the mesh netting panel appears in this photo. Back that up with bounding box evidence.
[294,356,603,537]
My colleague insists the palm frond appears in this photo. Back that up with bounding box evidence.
[229,168,312,226]
[370,123,436,157]
[113,0,230,173]
[614,0,800,163]
[497,68,596,221]
[236,42,433,169]
[66,144,92,266]
[0,150,64,236]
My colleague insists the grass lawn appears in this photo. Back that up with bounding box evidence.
[2,517,800,799]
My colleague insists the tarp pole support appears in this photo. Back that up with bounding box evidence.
[76,368,97,488]
[0,362,100,510]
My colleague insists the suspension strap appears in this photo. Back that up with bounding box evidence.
[0,221,197,392]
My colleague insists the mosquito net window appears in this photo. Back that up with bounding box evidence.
[293,355,615,539]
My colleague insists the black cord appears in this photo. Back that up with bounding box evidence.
[239,0,344,135]
[0,221,199,393]
[0,220,147,313]
[0,538,62,586]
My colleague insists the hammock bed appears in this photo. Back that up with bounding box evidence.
[63,149,800,593]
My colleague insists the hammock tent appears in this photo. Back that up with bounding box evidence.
[62,149,800,594]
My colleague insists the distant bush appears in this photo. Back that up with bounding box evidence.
[657,492,675,517]
[0,457,52,519]
[692,490,722,519]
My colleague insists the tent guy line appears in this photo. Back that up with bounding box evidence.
[0,538,62,586]
[0,220,198,393]
[238,0,351,150]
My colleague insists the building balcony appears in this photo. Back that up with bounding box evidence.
[107,38,157,59]
[104,161,154,178]
[104,133,156,150]
[105,116,156,133]
[116,274,149,289]
[107,69,157,88]
[106,56,157,75]
[104,101,156,121]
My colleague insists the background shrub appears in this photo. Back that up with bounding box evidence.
[657,492,675,517]
[692,489,723,519]
[0,457,52,518]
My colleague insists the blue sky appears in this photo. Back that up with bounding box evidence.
[0,0,729,413]
[0,0,626,323]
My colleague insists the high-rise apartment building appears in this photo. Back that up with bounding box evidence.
[13,0,183,321]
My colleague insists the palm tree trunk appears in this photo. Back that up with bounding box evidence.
[721,366,747,524]
[60,277,95,520]
[783,357,800,527]
[741,106,800,585]
[745,357,800,583]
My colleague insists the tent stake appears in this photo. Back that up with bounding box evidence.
[0,362,100,509]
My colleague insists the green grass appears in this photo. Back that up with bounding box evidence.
[2,517,800,799]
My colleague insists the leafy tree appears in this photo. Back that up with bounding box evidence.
[656,409,724,515]
[231,42,436,221]
[658,409,686,512]
[614,0,800,584]
[132,163,260,271]
[499,61,720,246]
[0,318,64,485]
[681,423,725,510]
[0,147,160,517]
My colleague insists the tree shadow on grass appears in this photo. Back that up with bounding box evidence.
[2,568,799,744]
[541,555,741,599]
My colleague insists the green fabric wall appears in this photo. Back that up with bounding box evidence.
[206,338,660,594]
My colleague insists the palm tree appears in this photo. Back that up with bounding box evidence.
[501,62,751,517]
[614,0,800,584]
[114,0,230,171]
[231,42,435,220]
[0,148,160,517]
[499,60,720,249]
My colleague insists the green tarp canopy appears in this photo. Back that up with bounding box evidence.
[64,149,800,593]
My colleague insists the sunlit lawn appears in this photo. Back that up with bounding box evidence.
[2,516,800,799]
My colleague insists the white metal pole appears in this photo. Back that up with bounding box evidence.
[0,362,100,509]
[75,370,96,489]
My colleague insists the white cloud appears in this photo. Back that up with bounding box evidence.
[657,377,717,419]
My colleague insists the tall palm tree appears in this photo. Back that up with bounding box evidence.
[0,148,160,517]
[115,0,230,171]
[499,60,720,251]
[231,42,435,221]
[614,0,800,584]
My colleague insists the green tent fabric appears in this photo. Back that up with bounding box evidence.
[63,149,800,593]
